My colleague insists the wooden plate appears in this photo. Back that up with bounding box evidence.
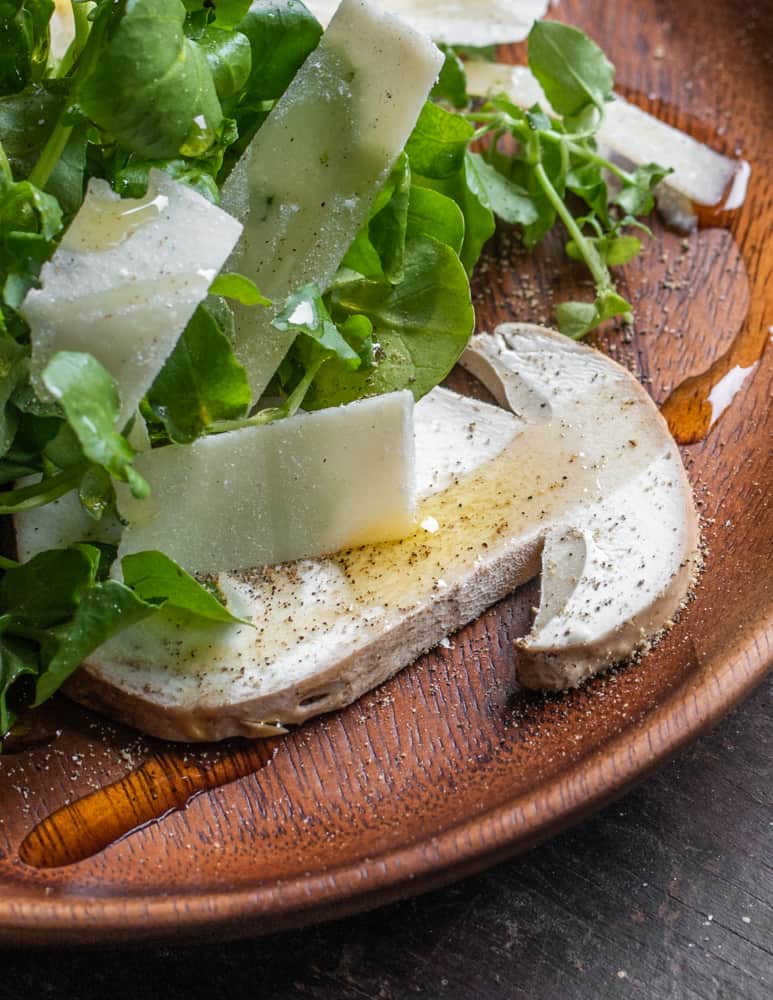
[0,0,770,946]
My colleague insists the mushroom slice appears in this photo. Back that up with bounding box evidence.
[67,326,699,740]
[460,324,701,689]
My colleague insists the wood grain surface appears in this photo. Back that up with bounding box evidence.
[0,0,771,947]
[4,678,770,999]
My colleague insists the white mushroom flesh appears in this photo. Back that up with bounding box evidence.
[69,326,700,739]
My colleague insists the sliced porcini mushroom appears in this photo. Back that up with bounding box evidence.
[306,0,548,46]
[68,326,700,739]
[464,62,750,228]
[460,324,701,689]
[66,389,527,741]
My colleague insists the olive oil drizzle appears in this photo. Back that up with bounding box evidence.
[19,739,280,869]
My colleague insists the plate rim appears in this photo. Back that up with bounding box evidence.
[1,612,769,947]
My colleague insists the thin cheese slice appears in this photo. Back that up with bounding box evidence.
[115,390,417,574]
[306,1,548,45]
[22,169,242,429]
[219,0,444,401]
[14,480,122,563]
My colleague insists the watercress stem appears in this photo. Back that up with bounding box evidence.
[0,142,11,188]
[533,161,610,291]
[207,356,327,436]
[566,142,634,185]
[28,119,74,191]
[0,465,85,515]
[284,355,328,416]
[206,409,283,435]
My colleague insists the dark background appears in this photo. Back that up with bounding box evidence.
[5,677,770,1000]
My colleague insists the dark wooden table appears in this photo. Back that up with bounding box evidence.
[5,676,770,1000]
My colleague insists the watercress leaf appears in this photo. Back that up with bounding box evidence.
[367,152,411,284]
[0,86,56,184]
[236,0,322,103]
[78,464,115,521]
[0,634,38,736]
[603,234,641,266]
[339,157,408,282]
[464,152,539,226]
[147,304,251,443]
[614,183,654,217]
[595,288,631,323]
[311,236,473,407]
[338,313,373,367]
[203,0,253,30]
[527,21,613,117]
[203,292,236,341]
[41,420,83,469]
[413,154,495,275]
[406,185,464,256]
[195,26,252,100]
[209,271,271,306]
[0,334,26,456]
[77,0,224,159]
[0,452,41,483]
[45,124,88,217]
[556,289,631,339]
[0,179,63,277]
[486,94,529,128]
[9,409,61,459]
[274,283,361,367]
[566,159,609,226]
[405,101,474,179]
[304,322,360,368]
[41,351,149,498]
[555,300,598,339]
[614,162,672,216]
[112,156,220,203]
[523,106,552,133]
[563,102,603,136]
[121,550,243,623]
[431,45,468,109]
[33,578,154,705]
[0,144,12,195]
[0,545,99,628]
[631,162,672,190]
[0,0,53,95]
[340,227,385,282]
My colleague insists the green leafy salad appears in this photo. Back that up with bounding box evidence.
[0,0,669,741]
